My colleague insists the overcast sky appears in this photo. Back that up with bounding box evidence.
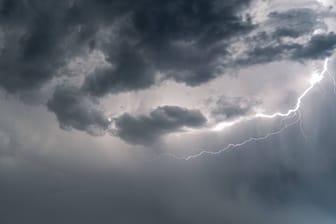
[1,0,336,223]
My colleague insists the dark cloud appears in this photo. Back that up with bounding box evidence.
[0,0,334,142]
[239,32,336,65]
[293,32,336,59]
[0,1,95,94]
[112,106,207,145]
[234,8,335,66]
[269,8,320,38]
[81,4,336,96]
[81,42,156,96]
[0,0,253,97]
[82,0,254,96]
[211,96,260,121]
[47,85,110,136]
[0,1,335,99]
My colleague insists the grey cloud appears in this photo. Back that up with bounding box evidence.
[240,32,336,66]
[81,0,254,96]
[113,106,207,145]
[211,96,260,121]
[293,32,336,59]
[82,5,336,96]
[47,85,110,136]
[0,1,335,99]
[0,0,253,97]
[238,42,299,65]
[235,8,335,66]
[269,8,320,38]
[0,0,335,141]
[0,1,95,94]
[81,42,156,96]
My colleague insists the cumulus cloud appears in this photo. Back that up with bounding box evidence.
[112,106,207,145]
[234,8,336,65]
[0,0,251,96]
[0,0,334,98]
[81,0,254,96]
[0,0,335,140]
[0,1,95,94]
[241,32,336,65]
[47,85,110,136]
[268,8,321,38]
[293,32,336,59]
[81,42,156,96]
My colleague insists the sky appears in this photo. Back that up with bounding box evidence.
[1,0,336,223]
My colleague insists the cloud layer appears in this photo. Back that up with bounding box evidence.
[47,85,110,135]
[1,1,336,223]
[0,0,335,142]
[112,106,206,144]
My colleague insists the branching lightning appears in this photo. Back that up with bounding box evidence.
[164,58,331,161]
[166,116,301,160]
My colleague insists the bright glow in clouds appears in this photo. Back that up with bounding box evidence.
[316,0,333,6]
[213,59,328,129]
[255,59,328,119]
[310,72,324,85]
[165,58,330,160]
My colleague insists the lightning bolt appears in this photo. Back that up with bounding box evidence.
[166,115,300,160]
[163,58,330,161]
[255,59,328,119]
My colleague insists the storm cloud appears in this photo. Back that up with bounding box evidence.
[0,0,335,139]
[1,0,333,98]
[113,106,207,145]
[211,96,260,121]
[47,85,110,136]
[1,0,336,223]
